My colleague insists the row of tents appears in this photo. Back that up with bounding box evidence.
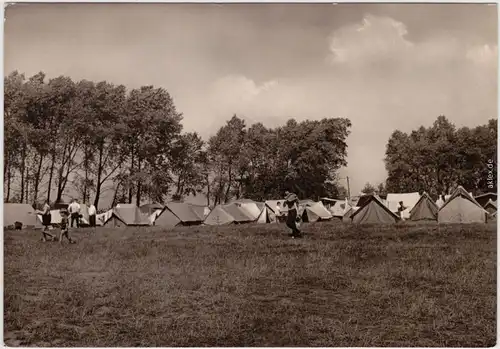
[3,186,497,230]
[334,186,497,224]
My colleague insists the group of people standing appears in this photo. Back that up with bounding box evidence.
[39,199,97,243]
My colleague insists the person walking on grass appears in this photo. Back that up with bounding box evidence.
[58,209,76,244]
[284,190,303,239]
[68,199,81,228]
[40,200,55,242]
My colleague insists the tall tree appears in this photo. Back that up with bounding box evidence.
[207,115,246,204]
[170,132,207,201]
[361,182,377,195]
[123,86,183,206]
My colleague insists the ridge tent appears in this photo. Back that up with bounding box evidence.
[301,202,333,222]
[166,202,203,225]
[257,203,277,223]
[409,192,439,221]
[484,199,497,215]
[154,207,182,227]
[104,204,151,227]
[155,202,203,227]
[79,204,90,226]
[342,206,359,223]
[438,186,487,224]
[4,203,42,229]
[203,205,236,226]
[203,203,254,226]
[37,209,63,226]
[96,209,113,226]
[386,192,421,219]
[351,195,401,224]
[474,192,498,208]
[223,203,255,223]
[488,211,497,222]
[325,200,349,217]
[189,204,211,220]
[139,203,164,216]
[231,200,262,220]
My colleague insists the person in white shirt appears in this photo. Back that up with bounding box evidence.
[275,202,282,223]
[68,199,81,228]
[88,203,97,227]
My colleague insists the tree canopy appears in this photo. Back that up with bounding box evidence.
[385,115,497,198]
[4,71,351,209]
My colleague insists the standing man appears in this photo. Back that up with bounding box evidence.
[397,201,407,220]
[40,200,55,242]
[284,191,302,238]
[88,202,97,227]
[68,199,81,228]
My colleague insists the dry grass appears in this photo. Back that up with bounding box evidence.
[4,221,497,347]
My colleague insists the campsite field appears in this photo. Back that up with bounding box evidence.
[4,221,497,347]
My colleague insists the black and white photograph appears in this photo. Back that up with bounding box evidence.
[3,2,497,347]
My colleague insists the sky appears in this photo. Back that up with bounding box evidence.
[4,2,498,206]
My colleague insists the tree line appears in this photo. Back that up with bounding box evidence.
[360,116,497,199]
[4,71,352,209]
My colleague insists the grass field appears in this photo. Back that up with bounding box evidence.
[4,221,497,347]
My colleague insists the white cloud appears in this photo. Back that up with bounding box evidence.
[328,15,413,65]
[466,44,498,65]
[194,14,497,194]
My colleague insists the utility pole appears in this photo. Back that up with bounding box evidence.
[346,176,351,199]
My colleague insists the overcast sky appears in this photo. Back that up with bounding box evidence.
[4,3,498,204]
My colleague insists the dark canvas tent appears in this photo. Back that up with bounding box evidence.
[484,199,497,214]
[409,192,439,221]
[104,204,151,227]
[438,186,487,224]
[488,210,497,222]
[474,192,498,208]
[351,195,400,224]
[4,203,42,229]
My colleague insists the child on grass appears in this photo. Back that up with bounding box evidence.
[59,209,76,244]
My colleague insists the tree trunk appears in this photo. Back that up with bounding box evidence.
[83,145,89,204]
[224,166,233,204]
[6,163,12,203]
[32,153,44,204]
[206,175,210,207]
[135,159,142,206]
[111,181,121,208]
[94,146,104,209]
[128,150,135,204]
[4,153,9,180]
[47,145,57,203]
[20,144,26,203]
